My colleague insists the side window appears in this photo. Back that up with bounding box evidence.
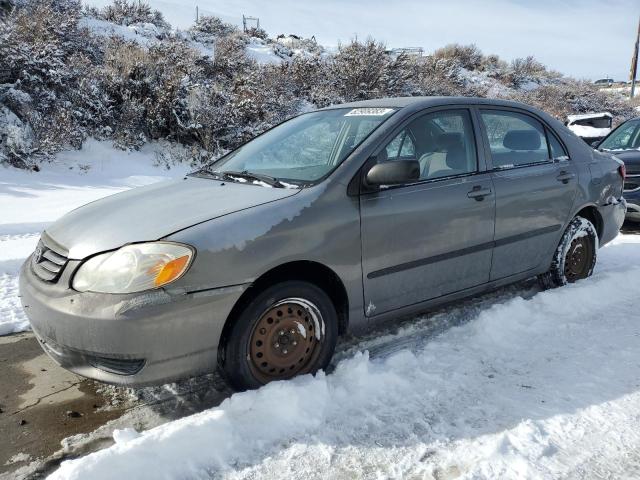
[380,109,477,181]
[480,110,550,169]
[547,129,567,159]
[385,130,416,160]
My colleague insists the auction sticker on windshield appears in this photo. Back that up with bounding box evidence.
[344,108,395,116]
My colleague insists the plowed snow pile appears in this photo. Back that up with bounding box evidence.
[48,234,640,479]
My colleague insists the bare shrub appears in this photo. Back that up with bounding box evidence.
[332,38,390,101]
[432,44,484,71]
[90,0,168,28]
[190,15,237,38]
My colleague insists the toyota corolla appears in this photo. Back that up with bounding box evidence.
[19,97,626,390]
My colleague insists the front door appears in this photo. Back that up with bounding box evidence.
[477,108,578,280]
[360,108,496,316]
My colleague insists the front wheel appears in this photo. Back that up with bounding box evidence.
[538,216,598,289]
[219,281,338,391]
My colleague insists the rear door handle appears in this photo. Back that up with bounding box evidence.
[467,186,492,201]
[556,171,576,184]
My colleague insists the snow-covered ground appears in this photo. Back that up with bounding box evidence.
[44,232,640,480]
[0,140,188,335]
[2,142,640,479]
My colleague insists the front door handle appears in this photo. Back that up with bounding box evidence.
[467,186,492,201]
[556,171,576,184]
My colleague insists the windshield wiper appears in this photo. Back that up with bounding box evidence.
[221,170,285,188]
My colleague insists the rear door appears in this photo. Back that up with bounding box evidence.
[360,107,496,315]
[477,108,578,280]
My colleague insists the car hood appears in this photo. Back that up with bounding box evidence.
[46,176,300,259]
[609,150,640,173]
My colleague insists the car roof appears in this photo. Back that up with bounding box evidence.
[320,96,538,111]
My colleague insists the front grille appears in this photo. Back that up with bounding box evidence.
[624,174,640,193]
[31,233,69,282]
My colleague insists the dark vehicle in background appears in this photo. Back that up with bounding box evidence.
[20,97,626,391]
[596,117,640,222]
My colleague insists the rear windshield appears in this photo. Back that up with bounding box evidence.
[573,117,612,129]
[208,108,396,183]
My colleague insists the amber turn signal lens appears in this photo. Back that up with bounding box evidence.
[153,255,190,287]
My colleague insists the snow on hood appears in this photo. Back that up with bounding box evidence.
[45,176,299,259]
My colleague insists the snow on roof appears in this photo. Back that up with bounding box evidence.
[567,112,613,122]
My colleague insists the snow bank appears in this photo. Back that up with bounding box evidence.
[245,38,284,64]
[79,17,162,47]
[0,140,187,335]
[49,234,640,479]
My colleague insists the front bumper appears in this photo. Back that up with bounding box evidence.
[19,257,247,386]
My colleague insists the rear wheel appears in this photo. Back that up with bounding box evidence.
[538,216,598,289]
[219,281,338,391]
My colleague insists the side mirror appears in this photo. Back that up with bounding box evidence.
[365,160,420,186]
[589,139,601,148]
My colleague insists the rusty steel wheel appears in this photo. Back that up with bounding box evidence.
[248,298,324,383]
[564,236,593,282]
[220,281,338,390]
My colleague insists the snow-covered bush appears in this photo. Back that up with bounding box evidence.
[189,15,237,40]
[0,0,110,164]
[86,0,168,29]
[212,32,252,78]
[506,56,553,88]
[432,44,484,71]
[332,39,391,102]
[245,26,268,41]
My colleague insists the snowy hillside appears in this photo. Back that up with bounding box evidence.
[0,0,635,171]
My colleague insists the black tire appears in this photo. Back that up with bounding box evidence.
[538,216,598,289]
[219,281,338,391]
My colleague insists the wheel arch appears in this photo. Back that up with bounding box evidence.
[218,261,349,361]
[572,203,604,241]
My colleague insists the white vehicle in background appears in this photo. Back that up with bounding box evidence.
[566,112,613,146]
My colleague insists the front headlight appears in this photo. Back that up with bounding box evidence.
[72,242,194,294]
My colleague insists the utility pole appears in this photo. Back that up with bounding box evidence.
[631,15,640,98]
[195,5,199,23]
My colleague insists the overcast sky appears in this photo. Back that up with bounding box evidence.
[84,0,639,81]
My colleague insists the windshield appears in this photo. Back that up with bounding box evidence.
[204,107,396,184]
[599,119,640,151]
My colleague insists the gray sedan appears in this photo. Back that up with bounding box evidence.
[19,97,626,390]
